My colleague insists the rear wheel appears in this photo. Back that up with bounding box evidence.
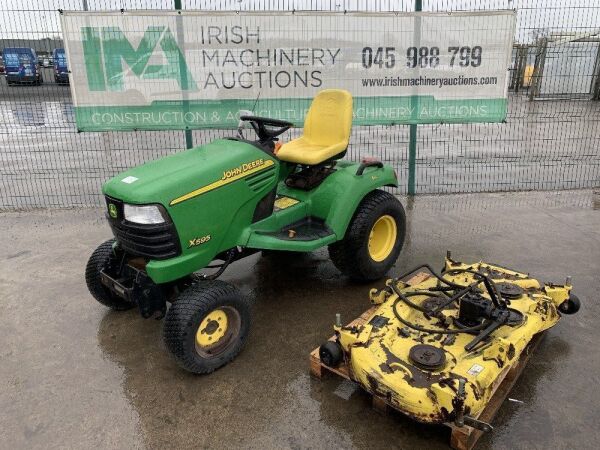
[329,189,405,281]
[164,280,251,374]
[85,239,135,311]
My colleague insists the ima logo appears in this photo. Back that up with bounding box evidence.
[81,26,197,91]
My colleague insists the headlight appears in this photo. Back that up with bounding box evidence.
[123,204,165,224]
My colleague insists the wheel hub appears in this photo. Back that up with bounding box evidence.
[196,309,228,347]
[368,215,397,262]
[204,320,219,334]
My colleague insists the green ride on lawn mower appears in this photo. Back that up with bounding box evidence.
[85,89,406,374]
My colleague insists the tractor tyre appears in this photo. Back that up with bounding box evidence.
[85,239,135,311]
[163,280,251,374]
[329,189,405,282]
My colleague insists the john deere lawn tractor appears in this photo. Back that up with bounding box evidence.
[85,89,406,374]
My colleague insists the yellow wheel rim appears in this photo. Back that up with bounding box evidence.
[368,215,397,262]
[196,309,228,348]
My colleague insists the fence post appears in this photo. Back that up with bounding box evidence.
[408,123,417,195]
[407,0,422,196]
[174,0,194,149]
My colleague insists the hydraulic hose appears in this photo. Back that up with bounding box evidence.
[389,283,432,314]
[395,264,466,290]
[389,264,506,335]
[392,297,489,334]
[441,268,507,308]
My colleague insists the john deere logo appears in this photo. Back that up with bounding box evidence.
[108,203,118,218]
[81,25,197,92]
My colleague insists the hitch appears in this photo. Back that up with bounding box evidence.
[100,265,167,318]
[100,270,132,301]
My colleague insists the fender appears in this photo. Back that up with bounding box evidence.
[303,161,398,238]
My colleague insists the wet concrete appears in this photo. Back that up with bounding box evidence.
[1,189,599,449]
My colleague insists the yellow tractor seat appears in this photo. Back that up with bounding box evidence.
[277,89,353,166]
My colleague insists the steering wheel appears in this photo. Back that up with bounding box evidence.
[240,115,293,142]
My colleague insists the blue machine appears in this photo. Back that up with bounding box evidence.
[53,48,69,84]
[2,47,42,85]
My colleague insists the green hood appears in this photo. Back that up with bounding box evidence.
[102,139,271,207]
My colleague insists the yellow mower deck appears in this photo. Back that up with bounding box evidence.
[321,258,577,431]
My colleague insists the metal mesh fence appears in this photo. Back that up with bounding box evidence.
[1,0,599,209]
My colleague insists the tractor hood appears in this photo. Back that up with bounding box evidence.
[102,139,275,207]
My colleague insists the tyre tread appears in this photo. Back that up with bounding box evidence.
[163,281,251,374]
[85,239,134,311]
[329,189,405,281]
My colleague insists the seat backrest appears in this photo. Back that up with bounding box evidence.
[303,89,353,148]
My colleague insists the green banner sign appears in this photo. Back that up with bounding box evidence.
[60,10,516,131]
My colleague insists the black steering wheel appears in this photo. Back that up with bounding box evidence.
[240,115,293,142]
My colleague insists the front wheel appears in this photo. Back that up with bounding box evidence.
[329,189,406,282]
[163,280,251,374]
[85,239,135,311]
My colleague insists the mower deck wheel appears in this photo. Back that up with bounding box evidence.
[559,294,581,315]
[85,239,135,311]
[319,341,343,368]
[163,280,251,374]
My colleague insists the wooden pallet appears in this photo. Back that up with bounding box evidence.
[309,273,546,450]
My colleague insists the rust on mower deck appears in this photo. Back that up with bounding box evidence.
[318,256,580,431]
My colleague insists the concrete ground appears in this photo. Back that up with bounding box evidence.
[1,189,599,450]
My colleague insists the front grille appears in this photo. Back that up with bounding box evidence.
[105,197,181,260]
